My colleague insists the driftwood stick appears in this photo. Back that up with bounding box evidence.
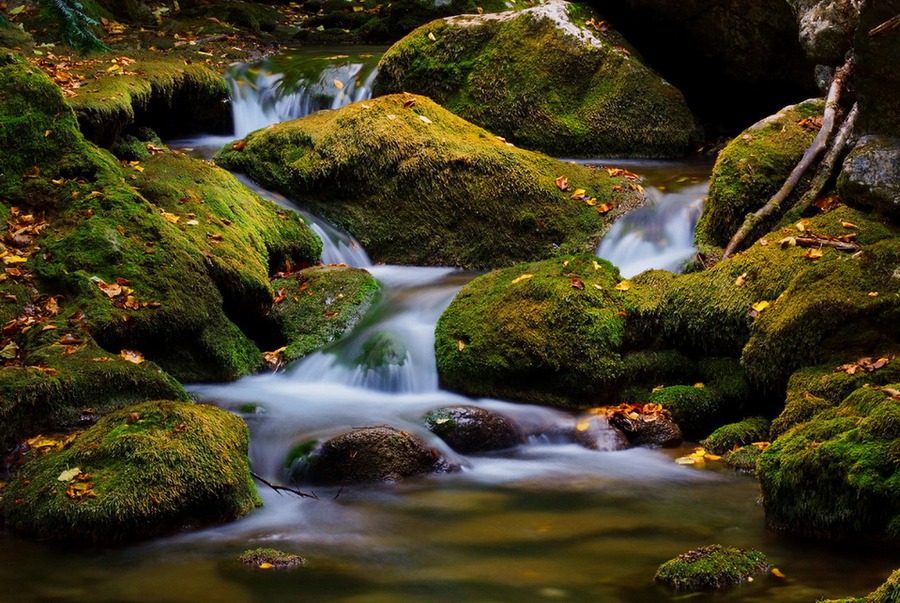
[792,102,859,214]
[722,58,854,259]
[793,236,861,252]
[251,471,318,499]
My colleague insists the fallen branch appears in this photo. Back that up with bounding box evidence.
[174,34,229,47]
[722,58,854,259]
[792,102,859,215]
[791,235,861,252]
[869,15,900,37]
[251,471,318,499]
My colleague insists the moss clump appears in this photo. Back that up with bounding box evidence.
[869,569,900,603]
[698,99,825,247]
[435,255,632,407]
[724,444,764,474]
[654,544,769,591]
[701,416,770,454]
[215,93,644,270]
[758,384,900,540]
[374,2,698,158]
[269,266,379,364]
[238,548,308,569]
[1,400,261,542]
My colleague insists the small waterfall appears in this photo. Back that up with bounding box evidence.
[227,49,383,138]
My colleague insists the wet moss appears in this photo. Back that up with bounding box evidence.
[1,400,260,542]
[215,93,644,270]
[758,384,900,540]
[701,416,770,455]
[374,2,698,157]
[435,254,631,407]
[270,265,379,364]
[698,99,824,247]
[868,569,900,603]
[654,544,769,591]
[238,548,307,568]
[724,444,764,474]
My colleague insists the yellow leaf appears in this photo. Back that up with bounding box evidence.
[26,436,58,449]
[418,115,432,124]
[57,467,82,482]
[771,568,786,578]
[2,255,27,265]
[575,418,591,432]
[675,456,696,465]
[162,212,180,224]
[751,301,770,313]
[614,281,631,291]
[186,219,200,226]
[570,188,587,200]
[869,291,879,297]
[428,32,436,41]
[120,349,144,364]
[651,385,664,393]
[841,221,858,229]
[592,260,601,270]
[457,340,465,352]
[704,454,722,461]
[107,64,121,72]
[9,5,26,15]
[259,563,274,569]
[511,273,534,284]
[693,382,705,388]
[333,79,344,90]
[734,272,747,286]
[802,248,823,259]
[795,220,808,232]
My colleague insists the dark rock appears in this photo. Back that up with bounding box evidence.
[608,412,682,448]
[571,414,630,451]
[855,0,900,136]
[793,0,859,65]
[838,135,900,221]
[423,406,524,454]
[295,426,454,485]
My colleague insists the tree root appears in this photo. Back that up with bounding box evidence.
[722,58,854,259]
[251,471,318,499]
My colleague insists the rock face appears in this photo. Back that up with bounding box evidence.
[758,384,900,540]
[374,0,698,157]
[1,400,260,542]
[294,426,453,484]
[792,0,860,65]
[216,94,644,270]
[591,0,814,133]
[838,135,900,221]
[423,406,524,453]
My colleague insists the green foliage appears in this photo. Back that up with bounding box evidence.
[2,400,261,542]
[701,416,770,454]
[39,0,110,51]
[654,544,769,591]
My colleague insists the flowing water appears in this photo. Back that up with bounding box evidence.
[1,51,898,602]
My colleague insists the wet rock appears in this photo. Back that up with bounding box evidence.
[654,544,769,591]
[423,406,524,454]
[296,426,454,484]
[608,410,682,448]
[375,0,698,158]
[238,548,307,569]
[838,135,900,221]
[571,414,630,451]
[793,0,859,65]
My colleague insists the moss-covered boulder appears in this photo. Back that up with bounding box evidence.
[758,384,900,540]
[700,416,770,454]
[374,0,697,158]
[292,425,454,484]
[269,266,380,365]
[238,548,308,569]
[215,93,644,270]
[1,400,260,542]
[423,406,523,453]
[654,544,769,591]
[724,444,765,474]
[435,255,633,407]
[698,99,824,248]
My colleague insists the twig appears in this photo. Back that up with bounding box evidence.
[792,102,859,215]
[251,471,318,499]
[869,15,900,37]
[793,236,861,252]
[722,58,854,259]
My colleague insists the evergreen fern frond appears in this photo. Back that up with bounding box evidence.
[40,0,110,52]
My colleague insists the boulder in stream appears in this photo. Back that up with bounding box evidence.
[373,0,698,158]
[293,425,455,484]
[654,544,770,591]
[423,406,524,453]
[215,93,645,270]
[1,400,260,542]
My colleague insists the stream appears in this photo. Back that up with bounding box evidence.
[1,48,897,603]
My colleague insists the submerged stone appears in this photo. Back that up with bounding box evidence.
[215,93,644,270]
[374,0,698,158]
[1,400,260,542]
[423,406,524,453]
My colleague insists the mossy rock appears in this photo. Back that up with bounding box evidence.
[423,406,523,453]
[215,93,644,270]
[701,416,770,455]
[698,99,824,248]
[868,569,900,603]
[435,255,633,407]
[1,400,261,542]
[238,548,308,569]
[758,384,900,540]
[269,266,380,364]
[724,444,764,474]
[654,544,769,591]
[607,411,682,448]
[374,0,698,158]
[182,1,282,33]
[292,425,454,485]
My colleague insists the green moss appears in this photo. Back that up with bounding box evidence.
[698,99,824,247]
[374,2,698,157]
[182,1,282,33]
[758,384,900,539]
[216,94,643,269]
[238,548,307,568]
[435,254,631,407]
[724,444,764,474]
[868,569,900,603]
[1,400,261,542]
[270,265,379,364]
[701,416,770,454]
[654,544,769,591]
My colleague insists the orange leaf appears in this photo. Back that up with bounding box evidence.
[119,349,144,364]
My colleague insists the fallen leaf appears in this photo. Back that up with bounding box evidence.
[795,220,808,232]
[333,79,344,89]
[511,274,534,284]
[403,98,416,109]
[259,563,274,569]
[595,202,615,214]
[162,212,180,224]
[232,140,247,151]
[841,221,858,229]
[57,467,82,482]
[802,248,824,259]
[97,281,122,298]
[0,341,19,360]
[614,281,631,291]
[869,291,879,297]
[693,382,705,388]
[570,188,587,200]
[749,300,770,318]
[570,278,585,290]
[771,568,786,578]
[555,176,569,191]
[734,272,748,286]
[427,32,436,41]
[418,115,432,124]
[457,340,465,352]
[592,260,601,271]
[779,236,797,248]
[119,349,144,364]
